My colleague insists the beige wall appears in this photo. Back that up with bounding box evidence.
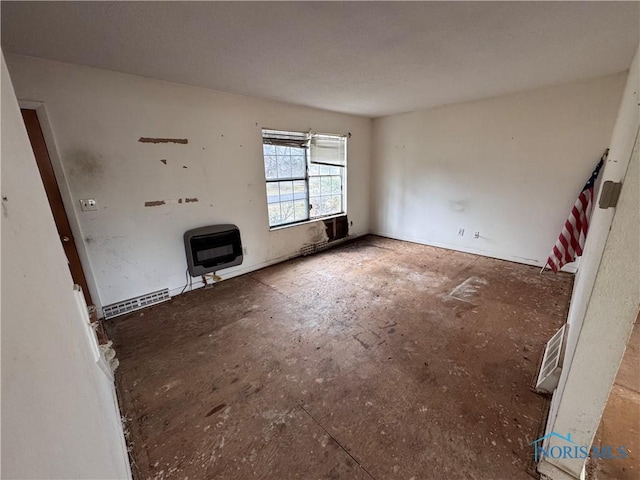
[1,52,131,478]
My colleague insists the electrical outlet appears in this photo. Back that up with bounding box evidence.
[474,231,480,239]
[79,198,98,211]
[457,227,465,236]
[242,246,248,255]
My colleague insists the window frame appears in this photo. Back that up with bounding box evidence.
[262,129,347,230]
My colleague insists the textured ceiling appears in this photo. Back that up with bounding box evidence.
[1,1,638,117]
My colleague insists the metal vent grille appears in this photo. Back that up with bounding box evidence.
[301,240,329,256]
[103,288,170,320]
[536,324,566,393]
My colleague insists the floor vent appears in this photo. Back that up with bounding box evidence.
[103,288,170,320]
[536,324,566,394]
[301,240,329,256]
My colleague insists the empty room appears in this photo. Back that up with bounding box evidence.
[1,2,639,480]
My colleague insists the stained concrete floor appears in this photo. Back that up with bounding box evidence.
[108,236,573,480]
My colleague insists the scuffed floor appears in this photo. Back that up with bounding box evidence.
[108,236,573,480]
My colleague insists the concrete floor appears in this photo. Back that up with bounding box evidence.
[589,317,640,480]
[108,236,573,480]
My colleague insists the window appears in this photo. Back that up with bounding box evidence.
[262,129,346,228]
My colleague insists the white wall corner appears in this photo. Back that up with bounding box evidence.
[538,44,640,480]
[1,48,132,479]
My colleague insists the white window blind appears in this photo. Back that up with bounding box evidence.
[310,134,346,166]
[262,129,308,148]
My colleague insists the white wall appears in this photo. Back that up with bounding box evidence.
[541,132,639,480]
[559,47,640,399]
[5,54,372,312]
[539,46,640,480]
[371,73,626,269]
[1,52,131,479]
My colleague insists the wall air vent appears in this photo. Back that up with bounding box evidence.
[536,324,567,394]
[102,288,170,320]
[301,240,329,256]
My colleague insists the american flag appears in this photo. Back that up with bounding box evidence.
[545,150,608,273]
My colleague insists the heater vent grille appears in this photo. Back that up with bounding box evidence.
[103,288,170,320]
[536,324,566,393]
[301,240,329,256]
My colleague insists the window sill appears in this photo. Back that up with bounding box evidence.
[268,213,346,232]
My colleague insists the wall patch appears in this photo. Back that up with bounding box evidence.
[138,137,188,145]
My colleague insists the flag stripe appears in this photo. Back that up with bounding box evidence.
[545,151,607,273]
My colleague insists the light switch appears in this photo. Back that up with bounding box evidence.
[80,198,98,212]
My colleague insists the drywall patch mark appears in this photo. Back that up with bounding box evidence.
[449,199,469,212]
[138,137,188,144]
[144,198,198,207]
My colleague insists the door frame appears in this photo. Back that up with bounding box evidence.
[19,100,101,312]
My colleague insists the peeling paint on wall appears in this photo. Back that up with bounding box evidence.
[308,222,329,244]
[145,198,199,207]
[138,137,188,144]
[144,200,166,207]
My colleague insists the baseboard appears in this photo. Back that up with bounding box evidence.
[371,230,578,274]
[169,232,369,296]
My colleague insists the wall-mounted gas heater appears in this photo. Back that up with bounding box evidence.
[184,224,243,277]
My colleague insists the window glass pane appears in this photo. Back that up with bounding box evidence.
[280,201,295,224]
[276,146,290,157]
[309,196,324,217]
[309,199,319,218]
[293,180,307,200]
[277,155,292,179]
[264,155,278,180]
[322,196,333,215]
[294,200,308,221]
[319,165,341,175]
[268,203,282,226]
[320,176,333,196]
[309,193,344,219]
[279,181,294,202]
[309,177,321,197]
[329,195,342,213]
[263,144,276,156]
[291,155,306,178]
[266,183,280,204]
[308,164,321,176]
[331,176,341,194]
